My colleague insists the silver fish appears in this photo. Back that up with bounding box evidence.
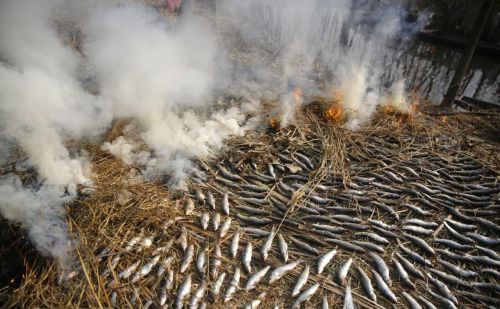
[405,218,438,229]
[218,164,242,181]
[237,213,273,225]
[95,248,109,262]
[268,163,276,178]
[110,290,117,306]
[196,248,207,276]
[356,266,376,302]
[402,291,422,309]
[244,292,267,309]
[125,236,142,251]
[245,266,271,292]
[476,245,500,260]
[291,282,320,309]
[138,237,153,251]
[118,260,140,279]
[353,241,385,254]
[426,288,457,309]
[230,230,240,258]
[156,265,166,278]
[403,225,434,236]
[243,240,253,273]
[371,270,397,303]
[445,218,476,232]
[404,233,436,255]
[290,237,319,255]
[337,258,353,286]
[400,166,419,177]
[317,249,337,274]
[195,189,205,203]
[244,227,271,237]
[369,252,392,286]
[143,299,153,309]
[223,267,241,303]
[176,274,192,309]
[207,191,216,210]
[426,273,458,305]
[180,245,194,273]
[438,259,477,278]
[418,296,438,309]
[160,256,174,269]
[466,232,500,246]
[209,272,225,300]
[158,285,168,306]
[131,255,160,283]
[480,268,500,278]
[292,265,310,297]
[184,198,195,215]
[313,223,345,233]
[412,182,439,195]
[261,226,276,261]
[189,281,207,308]
[152,239,175,256]
[400,245,432,266]
[216,176,241,189]
[443,222,474,244]
[434,238,473,251]
[211,243,222,278]
[269,260,302,284]
[429,269,465,285]
[368,219,395,230]
[180,226,188,251]
[219,217,232,238]
[401,203,432,216]
[200,212,210,230]
[294,152,315,170]
[322,296,329,309]
[343,278,354,309]
[165,269,175,291]
[391,257,415,289]
[212,212,221,231]
[277,234,289,262]
[240,183,266,193]
[221,192,230,215]
[355,232,390,245]
[476,217,500,233]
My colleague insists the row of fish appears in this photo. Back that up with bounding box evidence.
[78,130,499,307]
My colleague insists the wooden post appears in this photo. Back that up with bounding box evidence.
[441,0,495,108]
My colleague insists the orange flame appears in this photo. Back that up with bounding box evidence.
[293,87,303,108]
[324,90,345,122]
[270,117,280,129]
[325,105,344,122]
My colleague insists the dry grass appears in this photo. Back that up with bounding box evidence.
[6,101,500,308]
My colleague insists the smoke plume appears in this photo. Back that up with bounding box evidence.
[0,0,438,265]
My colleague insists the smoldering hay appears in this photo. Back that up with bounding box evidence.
[0,0,425,267]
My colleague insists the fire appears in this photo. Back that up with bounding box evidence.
[270,117,280,129]
[383,97,417,119]
[325,105,344,122]
[324,90,345,122]
[293,87,303,108]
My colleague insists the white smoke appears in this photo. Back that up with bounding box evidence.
[0,175,74,269]
[0,0,449,266]
[216,0,422,127]
[0,0,254,265]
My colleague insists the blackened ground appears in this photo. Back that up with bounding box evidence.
[0,218,44,307]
